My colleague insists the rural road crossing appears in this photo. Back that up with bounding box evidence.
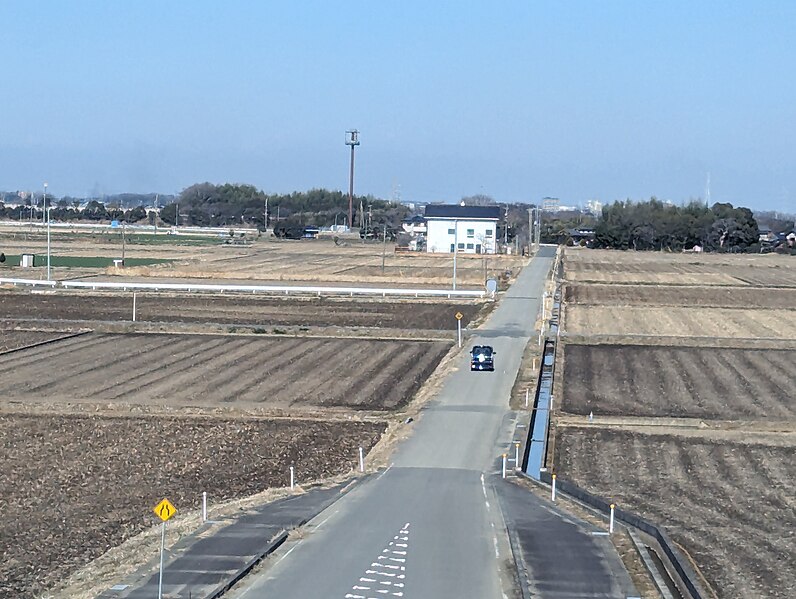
[228,247,633,598]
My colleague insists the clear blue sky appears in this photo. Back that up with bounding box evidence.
[1,1,794,212]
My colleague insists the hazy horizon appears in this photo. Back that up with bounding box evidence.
[2,2,794,212]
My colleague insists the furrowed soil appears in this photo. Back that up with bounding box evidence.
[553,247,796,598]
[555,426,796,599]
[0,333,451,411]
[564,283,795,309]
[562,344,796,420]
[564,305,796,338]
[0,412,385,599]
[0,290,485,330]
[562,248,796,287]
[0,329,74,352]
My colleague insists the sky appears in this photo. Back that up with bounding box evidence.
[1,1,794,212]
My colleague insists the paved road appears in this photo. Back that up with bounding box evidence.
[228,247,627,599]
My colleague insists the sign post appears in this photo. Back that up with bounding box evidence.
[455,312,463,348]
[153,498,176,599]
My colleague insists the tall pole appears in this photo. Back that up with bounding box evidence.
[452,219,458,290]
[504,205,509,249]
[348,143,355,230]
[345,130,360,233]
[528,208,533,254]
[381,223,387,272]
[122,223,126,263]
[43,183,47,224]
[264,197,268,231]
[46,207,51,280]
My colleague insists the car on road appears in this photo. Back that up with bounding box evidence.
[470,345,496,371]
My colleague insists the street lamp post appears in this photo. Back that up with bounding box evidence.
[46,206,52,281]
[452,219,458,290]
[43,183,48,224]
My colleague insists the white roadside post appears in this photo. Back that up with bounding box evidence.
[358,447,365,472]
[290,466,295,490]
[202,492,207,522]
[501,453,507,479]
[525,388,529,408]
[514,442,520,468]
[455,311,463,348]
[132,292,137,322]
[609,503,615,534]
[153,498,176,599]
[551,474,557,502]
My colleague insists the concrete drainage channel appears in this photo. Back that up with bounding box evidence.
[517,286,709,599]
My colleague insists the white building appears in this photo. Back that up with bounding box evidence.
[424,204,501,254]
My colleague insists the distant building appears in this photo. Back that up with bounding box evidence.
[424,204,500,254]
[401,215,427,235]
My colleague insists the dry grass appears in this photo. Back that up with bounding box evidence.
[564,305,796,338]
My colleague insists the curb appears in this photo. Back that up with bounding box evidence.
[206,531,289,599]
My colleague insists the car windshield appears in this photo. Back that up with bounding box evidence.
[472,346,493,356]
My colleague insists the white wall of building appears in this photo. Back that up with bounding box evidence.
[426,219,498,254]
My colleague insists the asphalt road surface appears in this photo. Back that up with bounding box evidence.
[228,247,613,598]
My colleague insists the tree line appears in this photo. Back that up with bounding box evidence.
[158,183,409,229]
[593,199,761,251]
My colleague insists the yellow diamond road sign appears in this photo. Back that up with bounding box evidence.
[154,498,176,522]
[455,312,463,320]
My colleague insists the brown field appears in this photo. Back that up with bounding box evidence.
[555,426,796,599]
[0,290,484,330]
[563,248,796,287]
[564,283,796,309]
[561,344,796,420]
[554,248,796,598]
[0,233,525,288]
[0,412,384,599]
[564,305,796,338]
[0,333,450,411]
[0,329,73,352]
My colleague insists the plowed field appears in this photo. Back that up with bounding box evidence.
[0,333,450,411]
[0,413,384,599]
[563,249,796,286]
[0,291,483,330]
[564,305,796,338]
[562,345,796,419]
[555,427,796,599]
[564,284,795,309]
[0,330,73,353]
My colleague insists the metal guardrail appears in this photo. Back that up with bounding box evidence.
[1,277,488,298]
[0,277,57,288]
[536,471,708,599]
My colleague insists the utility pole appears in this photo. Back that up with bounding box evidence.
[381,223,387,272]
[452,219,458,290]
[528,208,533,253]
[345,130,360,232]
[43,183,48,224]
[503,205,509,249]
[264,197,268,231]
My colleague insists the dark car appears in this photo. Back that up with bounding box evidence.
[470,345,496,371]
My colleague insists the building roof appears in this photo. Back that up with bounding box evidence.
[423,204,501,220]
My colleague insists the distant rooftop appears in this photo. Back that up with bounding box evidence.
[424,204,501,220]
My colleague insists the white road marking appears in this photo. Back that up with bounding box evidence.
[314,509,339,531]
[481,473,488,498]
[274,544,297,565]
[348,523,410,598]
[493,536,500,559]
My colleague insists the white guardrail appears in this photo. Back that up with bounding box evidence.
[0,277,488,299]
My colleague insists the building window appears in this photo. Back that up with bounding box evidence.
[448,228,455,235]
[466,243,474,250]
[458,243,465,250]
[467,228,475,238]
[485,229,493,237]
